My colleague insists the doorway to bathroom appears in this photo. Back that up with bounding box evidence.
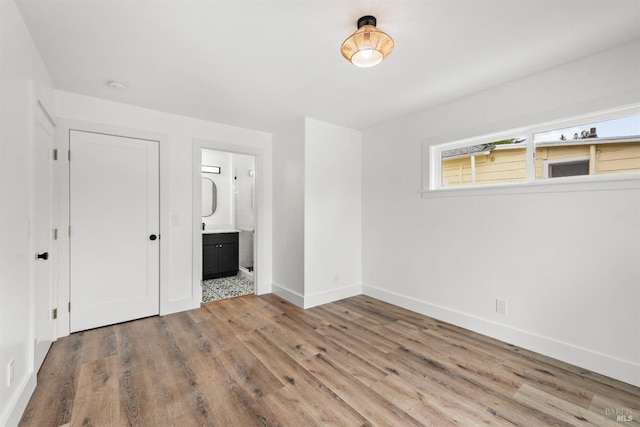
[201,148,256,302]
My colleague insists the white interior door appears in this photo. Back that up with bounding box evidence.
[70,130,159,332]
[34,103,56,370]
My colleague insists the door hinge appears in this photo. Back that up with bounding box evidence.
[53,149,58,160]
[68,302,71,312]
[68,226,71,237]
[68,150,71,161]
[53,228,58,240]
[52,308,58,320]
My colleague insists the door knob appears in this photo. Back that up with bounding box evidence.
[37,252,49,260]
[149,234,157,241]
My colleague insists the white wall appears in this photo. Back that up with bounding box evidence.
[361,40,640,386]
[272,118,362,308]
[0,1,55,425]
[201,149,233,230]
[304,118,362,307]
[54,90,273,323]
[272,119,306,304]
[232,153,255,231]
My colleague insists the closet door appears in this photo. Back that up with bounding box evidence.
[34,103,56,369]
[69,130,159,332]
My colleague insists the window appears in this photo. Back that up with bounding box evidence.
[545,158,589,178]
[428,106,640,192]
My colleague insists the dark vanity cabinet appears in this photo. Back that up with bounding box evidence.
[202,232,239,279]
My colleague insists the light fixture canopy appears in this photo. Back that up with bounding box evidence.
[341,15,394,68]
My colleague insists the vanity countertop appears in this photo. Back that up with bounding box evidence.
[202,229,240,234]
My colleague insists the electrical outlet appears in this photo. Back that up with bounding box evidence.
[496,299,507,315]
[7,359,14,387]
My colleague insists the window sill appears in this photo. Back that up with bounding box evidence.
[421,173,640,198]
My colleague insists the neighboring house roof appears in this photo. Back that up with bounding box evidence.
[442,143,494,159]
[535,135,640,147]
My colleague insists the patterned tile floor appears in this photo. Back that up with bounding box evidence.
[202,275,254,303]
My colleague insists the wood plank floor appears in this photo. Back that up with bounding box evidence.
[20,294,639,426]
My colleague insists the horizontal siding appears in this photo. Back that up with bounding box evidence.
[597,142,640,173]
[442,148,526,186]
[598,157,640,173]
[598,143,640,160]
[536,146,590,159]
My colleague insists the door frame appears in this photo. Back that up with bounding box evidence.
[29,83,57,366]
[192,139,270,297]
[55,120,169,338]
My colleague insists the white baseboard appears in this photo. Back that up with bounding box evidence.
[271,283,362,309]
[271,283,304,308]
[1,371,36,427]
[362,284,640,388]
[304,284,362,309]
[238,267,254,282]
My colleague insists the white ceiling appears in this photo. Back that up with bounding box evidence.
[16,0,640,132]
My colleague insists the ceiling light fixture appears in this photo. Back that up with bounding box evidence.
[107,80,127,90]
[341,15,394,68]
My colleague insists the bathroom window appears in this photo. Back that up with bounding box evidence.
[427,106,640,194]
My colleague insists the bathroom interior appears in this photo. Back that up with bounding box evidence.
[201,149,255,302]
